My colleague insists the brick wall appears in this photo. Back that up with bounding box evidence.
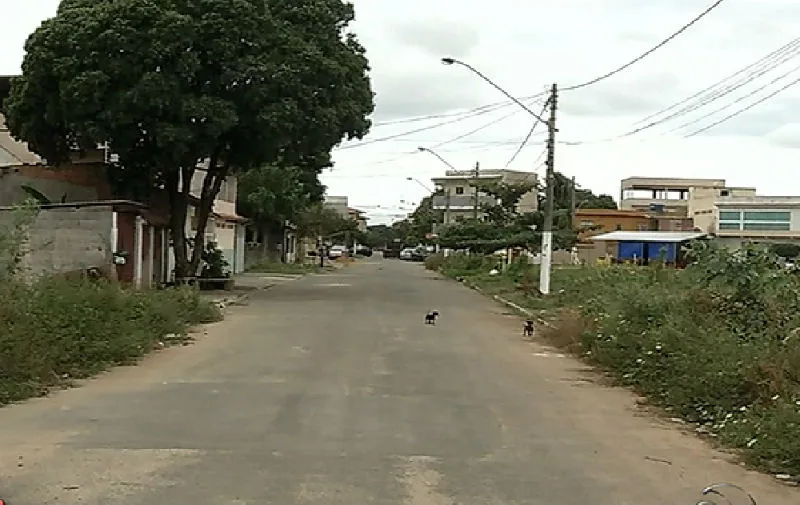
[1,206,113,280]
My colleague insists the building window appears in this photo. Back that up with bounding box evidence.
[743,221,791,231]
[719,210,791,232]
[743,211,790,222]
[455,186,464,195]
[720,190,730,197]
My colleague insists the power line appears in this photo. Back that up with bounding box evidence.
[503,99,551,168]
[563,0,728,92]
[631,39,800,135]
[430,107,524,150]
[669,62,800,134]
[685,74,800,137]
[338,92,547,150]
[634,36,800,126]
[560,37,800,146]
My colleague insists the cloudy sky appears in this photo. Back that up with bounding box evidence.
[3,1,800,225]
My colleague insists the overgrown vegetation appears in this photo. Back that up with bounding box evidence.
[0,206,221,407]
[433,243,800,477]
[247,261,319,274]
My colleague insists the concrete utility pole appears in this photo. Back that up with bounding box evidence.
[444,188,451,225]
[539,83,558,296]
[570,176,577,228]
[472,161,480,220]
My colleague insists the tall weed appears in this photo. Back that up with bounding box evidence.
[439,242,800,476]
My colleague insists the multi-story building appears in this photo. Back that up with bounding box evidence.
[573,208,653,243]
[620,177,756,231]
[712,196,800,249]
[347,207,368,232]
[323,195,349,218]
[430,168,538,224]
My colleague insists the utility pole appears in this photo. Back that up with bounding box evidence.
[539,83,558,296]
[444,188,451,225]
[472,161,480,220]
[570,176,577,229]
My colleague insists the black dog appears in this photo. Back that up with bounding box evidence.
[424,311,439,325]
[523,319,534,337]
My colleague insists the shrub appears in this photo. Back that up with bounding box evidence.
[0,207,222,406]
[423,252,445,271]
[437,243,800,476]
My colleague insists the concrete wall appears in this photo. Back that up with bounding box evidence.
[4,207,113,280]
[0,168,101,205]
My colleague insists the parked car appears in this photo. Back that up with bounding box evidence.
[328,245,347,259]
[399,247,415,260]
[350,245,373,257]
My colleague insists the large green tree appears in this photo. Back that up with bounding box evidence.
[4,0,374,278]
[236,163,325,252]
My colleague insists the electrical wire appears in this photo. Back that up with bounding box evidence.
[560,36,800,146]
[563,0,728,92]
[429,107,524,150]
[685,74,800,137]
[370,93,544,127]
[337,92,547,150]
[669,62,800,134]
[634,36,800,126]
[630,39,800,136]
[503,99,551,168]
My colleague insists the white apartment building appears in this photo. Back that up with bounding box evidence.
[430,168,538,224]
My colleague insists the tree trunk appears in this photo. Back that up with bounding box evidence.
[167,166,192,281]
[187,151,227,276]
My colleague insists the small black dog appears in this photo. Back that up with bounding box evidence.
[424,311,440,325]
[523,319,534,337]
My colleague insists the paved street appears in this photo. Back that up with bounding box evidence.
[0,258,795,505]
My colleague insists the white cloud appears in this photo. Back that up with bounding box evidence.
[3,1,800,225]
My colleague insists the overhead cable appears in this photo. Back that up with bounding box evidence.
[563,0,728,92]
[503,99,551,168]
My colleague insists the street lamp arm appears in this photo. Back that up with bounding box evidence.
[441,57,548,123]
[406,176,434,193]
[417,146,457,170]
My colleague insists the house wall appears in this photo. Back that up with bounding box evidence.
[0,165,104,205]
[214,218,236,274]
[0,206,114,280]
[574,211,652,242]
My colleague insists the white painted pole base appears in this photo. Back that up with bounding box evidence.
[539,230,553,295]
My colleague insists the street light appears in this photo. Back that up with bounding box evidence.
[417,146,457,171]
[441,57,547,123]
[442,56,556,295]
[406,176,434,193]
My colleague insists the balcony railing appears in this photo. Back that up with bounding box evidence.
[432,194,498,210]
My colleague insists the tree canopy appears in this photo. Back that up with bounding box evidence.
[399,171,616,253]
[4,0,374,277]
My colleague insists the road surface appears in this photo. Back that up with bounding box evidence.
[0,258,796,504]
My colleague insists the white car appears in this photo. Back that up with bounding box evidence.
[328,245,347,259]
[399,248,415,260]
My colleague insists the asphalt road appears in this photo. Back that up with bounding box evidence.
[0,257,796,504]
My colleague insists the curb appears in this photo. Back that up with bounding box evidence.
[461,279,555,329]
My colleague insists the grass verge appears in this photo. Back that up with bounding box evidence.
[429,246,800,479]
[0,279,222,406]
[247,261,320,274]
